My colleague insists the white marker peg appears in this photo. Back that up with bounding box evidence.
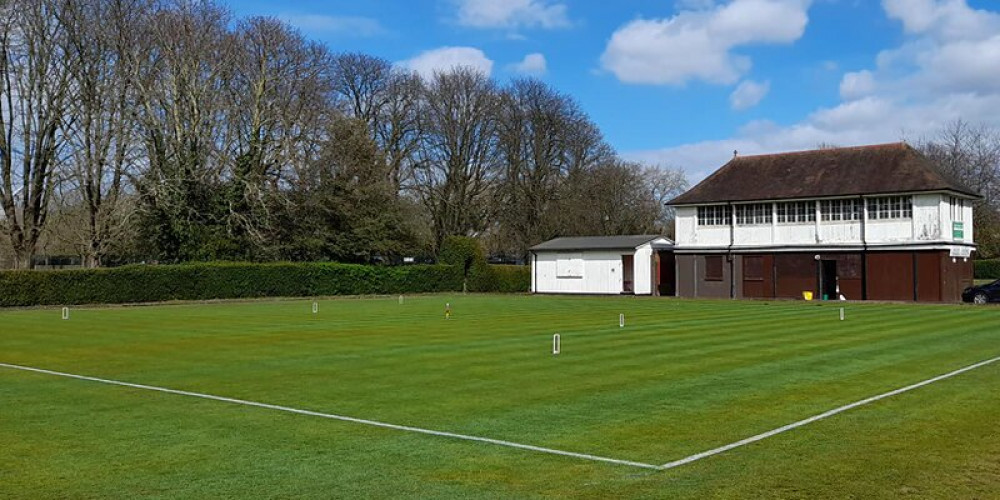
[553,334,561,355]
[839,307,845,321]
[399,295,404,305]
[619,313,625,328]
[61,307,69,320]
[312,302,318,314]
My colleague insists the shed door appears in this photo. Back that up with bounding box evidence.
[622,255,634,293]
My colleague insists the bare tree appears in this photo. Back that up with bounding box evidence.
[494,78,609,257]
[412,68,500,250]
[563,159,661,236]
[223,16,332,252]
[643,164,689,236]
[59,0,148,267]
[918,120,1000,258]
[127,0,236,261]
[331,53,422,190]
[0,0,74,269]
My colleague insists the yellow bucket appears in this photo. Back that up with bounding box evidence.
[802,291,814,301]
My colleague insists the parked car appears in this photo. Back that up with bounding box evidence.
[962,280,1000,304]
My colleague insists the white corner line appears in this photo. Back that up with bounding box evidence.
[660,355,1000,470]
[0,362,660,471]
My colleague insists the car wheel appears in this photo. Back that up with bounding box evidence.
[974,293,989,305]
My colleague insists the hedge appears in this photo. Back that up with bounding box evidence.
[0,262,464,307]
[469,264,530,293]
[974,259,1000,280]
[437,236,529,293]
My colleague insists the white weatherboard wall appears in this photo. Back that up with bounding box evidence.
[533,248,656,295]
[675,194,974,249]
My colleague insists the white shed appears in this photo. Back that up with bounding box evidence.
[529,235,675,295]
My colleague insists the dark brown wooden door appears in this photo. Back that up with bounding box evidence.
[622,255,634,293]
[743,255,774,299]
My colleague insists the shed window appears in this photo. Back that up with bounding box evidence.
[867,196,913,220]
[705,256,723,281]
[777,201,816,223]
[556,253,583,278]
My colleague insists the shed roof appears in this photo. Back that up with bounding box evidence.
[668,142,980,206]
[530,235,672,252]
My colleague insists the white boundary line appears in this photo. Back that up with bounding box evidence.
[0,362,659,471]
[3,355,997,472]
[660,355,1000,469]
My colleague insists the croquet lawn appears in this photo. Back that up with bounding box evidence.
[1,295,998,498]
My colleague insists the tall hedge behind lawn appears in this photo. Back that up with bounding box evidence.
[0,262,465,307]
[974,259,1000,280]
[469,264,530,293]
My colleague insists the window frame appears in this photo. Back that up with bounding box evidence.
[820,199,862,222]
[697,205,731,227]
[867,195,913,221]
[777,201,816,224]
[735,203,773,226]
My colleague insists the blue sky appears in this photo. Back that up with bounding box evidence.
[225,0,1000,180]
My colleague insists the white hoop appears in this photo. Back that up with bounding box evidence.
[552,334,560,355]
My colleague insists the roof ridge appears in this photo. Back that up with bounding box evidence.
[732,142,907,161]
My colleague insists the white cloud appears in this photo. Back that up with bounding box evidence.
[625,1,1000,182]
[509,53,547,75]
[278,14,386,37]
[600,0,811,85]
[839,70,875,100]
[882,0,999,41]
[454,0,569,29]
[729,79,770,110]
[398,47,494,79]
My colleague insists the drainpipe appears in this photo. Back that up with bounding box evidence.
[729,202,736,299]
[860,196,868,300]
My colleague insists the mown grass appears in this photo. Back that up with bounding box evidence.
[1,295,998,498]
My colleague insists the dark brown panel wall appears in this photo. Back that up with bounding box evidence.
[866,252,915,301]
[940,252,974,302]
[916,251,943,302]
[675,254,734,299]
[774,254,817,299]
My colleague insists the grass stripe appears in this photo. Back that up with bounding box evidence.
[0,362,661,471]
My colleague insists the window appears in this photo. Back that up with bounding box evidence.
[705,256,723,281]
[950,196,965,222]
[555,253,583,278]
[697,205,731,226]
[777,201,816,223]
[820,199,862,221]
[866,196,913,220]
[735,203,773,225]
